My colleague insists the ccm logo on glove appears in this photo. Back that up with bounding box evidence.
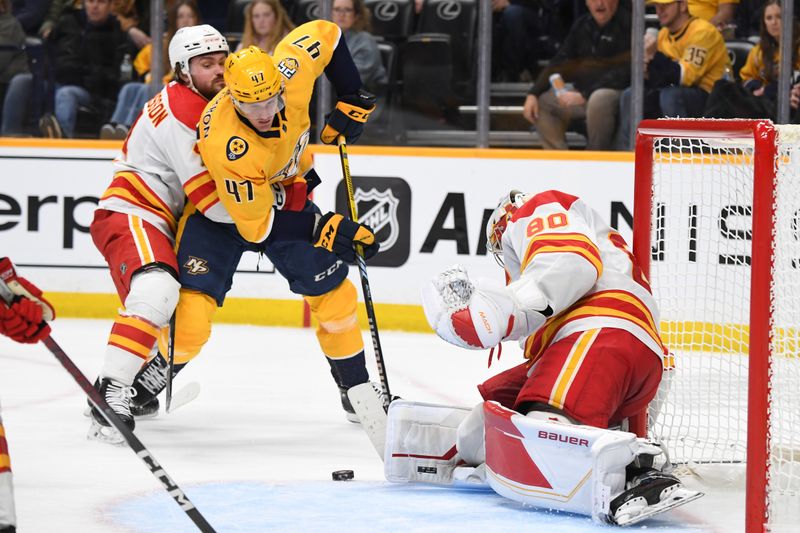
[313,212,379,263]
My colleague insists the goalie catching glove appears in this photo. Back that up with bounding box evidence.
[320,89,376,145]
[420,265,552,350]
[313,212,379,263]
[0,257,55,343]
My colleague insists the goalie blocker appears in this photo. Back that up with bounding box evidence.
[385,400,703,526]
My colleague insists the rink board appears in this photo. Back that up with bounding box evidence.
[0,140,635,330]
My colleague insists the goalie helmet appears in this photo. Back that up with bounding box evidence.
[224,45,283,104]
[486,190,529,263]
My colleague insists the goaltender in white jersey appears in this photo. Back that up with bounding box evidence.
[386,190,702,526]
[88,25,231,443]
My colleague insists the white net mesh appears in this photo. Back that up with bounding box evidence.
[644,124,800,532]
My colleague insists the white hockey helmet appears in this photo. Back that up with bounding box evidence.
[486,190,529,264]
[168,24,229,79]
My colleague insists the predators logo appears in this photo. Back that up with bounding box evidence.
[277,57,300,79]
[226,136,248,161]
[184,256,210,275]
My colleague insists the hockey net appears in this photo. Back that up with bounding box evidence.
[633,119,800,533]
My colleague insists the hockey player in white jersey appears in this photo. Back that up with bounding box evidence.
[87,25,231,443]
[386,190,702,526]
[0,258,55,533]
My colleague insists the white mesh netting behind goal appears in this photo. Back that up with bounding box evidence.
[642,122,799,531]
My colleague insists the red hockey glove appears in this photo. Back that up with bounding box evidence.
[320,89,376,145]
[0,298,51,343]
[0,257,55,343]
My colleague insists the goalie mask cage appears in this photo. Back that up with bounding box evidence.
[633,119,800,533]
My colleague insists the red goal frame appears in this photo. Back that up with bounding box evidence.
[632,119,777,533]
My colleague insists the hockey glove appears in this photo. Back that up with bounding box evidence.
[320,89,376,145]
[0,257,54,344]
[313,212,379,263]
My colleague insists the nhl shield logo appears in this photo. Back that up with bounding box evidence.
[336,176,411,267]
[355,187,400,252]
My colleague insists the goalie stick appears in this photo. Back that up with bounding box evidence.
[0,279,217,533]
[337,135,392,408]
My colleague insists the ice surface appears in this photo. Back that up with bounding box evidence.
[0,320,740,532]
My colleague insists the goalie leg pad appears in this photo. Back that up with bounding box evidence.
[456,403,486,465]
[483,401,641,523]
[384,400,472,484]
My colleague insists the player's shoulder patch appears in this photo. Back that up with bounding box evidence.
[277,57,300,79]
[226,136,248,161]
[166,82,207,130]
[512,190,579,221]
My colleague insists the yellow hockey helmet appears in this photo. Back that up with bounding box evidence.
[224,46,283,104]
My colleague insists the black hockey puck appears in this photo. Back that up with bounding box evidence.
[332,469,354,481]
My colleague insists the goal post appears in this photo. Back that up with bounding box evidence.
[632,119,799,533]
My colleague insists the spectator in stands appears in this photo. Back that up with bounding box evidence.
[10,0,49,36]
[522,0,630,150]
[112,0,150,48]
[689,0,738,34]
[38,0,135,138]
[331,0,386,93]
[492,0,558,83]
[39,0,75,38]
[197,0,227,31]
[0,0,29,135]
[616,0,729,149]
[738,0,798,96]
[790,80,800,121]
[236,0,294,53]
[3,0,73,136]
[100,0,201,139]
[704,0,799,120]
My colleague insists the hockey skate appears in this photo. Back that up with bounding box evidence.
[609,470,704,527]
[87,378,136,446]
[131,352,169,418]
[129,353,196,417]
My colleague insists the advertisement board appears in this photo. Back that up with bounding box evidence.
[0,141,635,328]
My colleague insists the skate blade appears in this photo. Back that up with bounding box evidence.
[345,411,360,424]
[615,487,705,527]
[87,419,126,446]
[132,409,159,420]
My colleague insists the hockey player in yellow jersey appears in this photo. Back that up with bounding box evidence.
[157,19,384,423]
[616,0,729,149]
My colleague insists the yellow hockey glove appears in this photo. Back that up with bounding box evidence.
[320,89,376,145]
[313,212,379,263]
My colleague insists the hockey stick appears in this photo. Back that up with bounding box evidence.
[0,280,216,533]
[336,135,392,408]
[165,312,176,413]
